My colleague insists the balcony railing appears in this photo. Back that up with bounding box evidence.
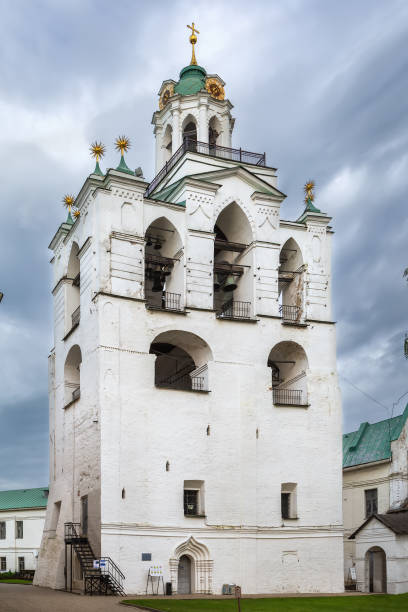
[145,138,266,198]
[280,304,300,322]
[218,299,251,320]
[71,306,80,327]
[146,291,182,311]
[156,363,207,392]
[273,388,306,406]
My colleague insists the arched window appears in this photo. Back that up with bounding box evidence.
[64,344,82,406]
[267,341,308,407]
[144,217,184,311]
[183,120,197,151]
[279,238,305,323]
[163,124,173,164]
[149,330,212,392]
[66,242,80,332]
[213,203,253,320]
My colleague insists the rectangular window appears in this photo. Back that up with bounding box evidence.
[184,489,199,515]
[0,522,5,539]
[18,557,25,572]
[1,557,6,571]
[183,480,205,516]
[16,521,23,539]
[365,488,378,517]
[281,483,298,519]
[281,492,290,519]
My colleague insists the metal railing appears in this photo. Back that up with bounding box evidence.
[72,387,80,401]
[156,364,207,391]
[71,306,80,327]
[146,291,182,311]
[280,304,301,322]
[99,557,125,591]
[145,138,266,198]
[218,299,251,320]
[64,522,81,540]
[273,389,305,406]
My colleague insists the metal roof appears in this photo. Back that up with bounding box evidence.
[0,487,48,511]
[350,509,408,539]
[343,403,408,469]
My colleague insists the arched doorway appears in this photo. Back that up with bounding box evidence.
[177,555,192,594]
[366,547,387,593]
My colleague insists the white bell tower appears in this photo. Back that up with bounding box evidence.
[152,34,235,173]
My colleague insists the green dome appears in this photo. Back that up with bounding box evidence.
[174,65,207,96]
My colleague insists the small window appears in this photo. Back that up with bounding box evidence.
[365,488,378,517]
[281,483,298,519]
[18,557,25,572]
[1,557,6,571]
[0,522,5,539]
[183,480,204,516]
[16,521,23,539]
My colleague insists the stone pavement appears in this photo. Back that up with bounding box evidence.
[0,583,367,612]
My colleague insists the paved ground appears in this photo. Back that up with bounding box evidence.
[0,583,366,612]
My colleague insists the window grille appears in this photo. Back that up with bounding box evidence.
[281,493,290,519]
[16,521,23,539]
[0,557,6,571]
[184,489,199,516]
[365,488,378,517]
[0,522,5,539]
[18,557,25,572]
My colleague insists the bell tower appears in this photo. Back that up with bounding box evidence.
[152,23,234,173]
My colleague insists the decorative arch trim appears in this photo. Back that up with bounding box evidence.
[214,196,256,236]
[169,537,213,594]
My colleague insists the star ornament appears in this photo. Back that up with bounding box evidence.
[73,209,81,219]
[90,141,106,161]
[304,180,315,202]
[62,194,75,210]
[115,135,131,155]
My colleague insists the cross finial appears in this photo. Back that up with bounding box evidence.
[187,22,200,65]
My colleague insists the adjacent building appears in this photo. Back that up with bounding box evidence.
[343,404,408,593]
[0,488,48,573]
[35,34,344,595]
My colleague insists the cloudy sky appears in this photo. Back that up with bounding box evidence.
[0,0,407,490]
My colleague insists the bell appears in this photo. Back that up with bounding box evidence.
[213,274,221,292]
[152,271,163,292]
[223,275,237,292]
[154,240,162,250]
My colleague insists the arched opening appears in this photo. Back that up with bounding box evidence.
[66,242,80,331]
[208,115,222,154]
[163,124,173,164]
[365,547,387,593]
[144,217,184,311]
[149,330,212,392]
[268,341,308,406]
[170,536,213,594]
[64,345,82,406]
[213,202,253,319]
[177,555,192,594]
[182,116,197,152]
[279,238,305,323]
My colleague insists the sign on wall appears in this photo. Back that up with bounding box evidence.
[149,565,163,576]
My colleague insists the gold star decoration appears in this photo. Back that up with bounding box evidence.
[73,209,81,219]
[115,135,131,156]
[304,180,315,203]
[89,141,106,161]
[62,194,75,211]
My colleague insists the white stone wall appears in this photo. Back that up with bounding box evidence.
[0,508,45,572]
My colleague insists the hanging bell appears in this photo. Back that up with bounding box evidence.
[152,271,163,292]
[154,239,162,250]
[223,274,237,292]
[213,274,221,292]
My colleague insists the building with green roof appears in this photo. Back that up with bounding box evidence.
[0,487,48,574]
[342,405,408,588]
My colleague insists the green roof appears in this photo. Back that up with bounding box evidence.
[174,65,207,96]
[0,487,48,511]
[343,404,408,468]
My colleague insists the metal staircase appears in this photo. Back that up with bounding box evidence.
[64,522,125,596]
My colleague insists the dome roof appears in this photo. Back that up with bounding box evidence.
[174,65,207,96]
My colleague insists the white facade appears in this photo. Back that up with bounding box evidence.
[35,60,344,595]
[343,409,408,591]
[0,507,46,573]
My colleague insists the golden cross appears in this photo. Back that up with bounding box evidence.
[187,22,200,65]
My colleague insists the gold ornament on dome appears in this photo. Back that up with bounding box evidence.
[159,84,174,110]
[187,22,199,65]
[205,77,225,101]
[304,180,315,203]
[62,194,75,212]
[89,140,106,161]
[115,135,131,155]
